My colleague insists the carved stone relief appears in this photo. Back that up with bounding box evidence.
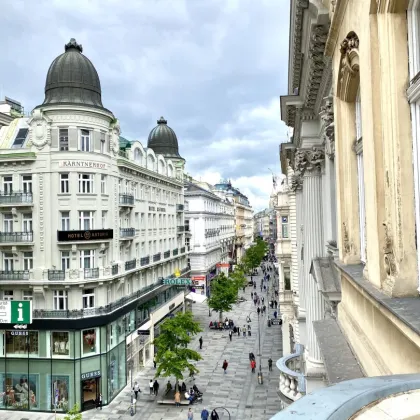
[320,95,335,159]
[337,32,360,101]
[28,109,52,150]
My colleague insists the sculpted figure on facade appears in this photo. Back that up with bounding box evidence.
[320,95,335,159]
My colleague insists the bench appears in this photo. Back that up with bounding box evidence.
[157,389,190,405]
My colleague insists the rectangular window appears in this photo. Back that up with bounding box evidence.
[52,331,70,356]
[59,128,69,151]
[3,176,12,194]
[3,213,13,232]
[281,216,289,239]
[284,267,291,290]
[12,128,28,149]
[22,175,32,193]
[135,212,139,229]
[79,129,91,151]
[100,174,106,194]
[61,251,70,271]
[53,290,68,310]
[6,330,39,355]
[23,290,33,301]
[79,211,94,230]
[23,251,33,270]
[100,132,106,153]
[60,174,69,193]
[78,174,94,193]
[82,328,97,355]
[82,289,95,309]
[61,211,70,231]
[3,253,13,271]
[80,250,95,269]
[101,211,107,229]
[3,290,13,301]
[22,213,32,232]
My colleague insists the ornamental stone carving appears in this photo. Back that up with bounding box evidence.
[290,173,303,192]
[340,32,360,56]
[28,109,52,150]
[320,95,335,159]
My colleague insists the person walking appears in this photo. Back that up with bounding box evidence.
[211,410,220,420]
[274,300,278,309]
[153,379,159,396]
[237,327,240,337]
[222,359,228,374]
[188,407,194,419]
[274,311,278,319]
[229,330,233,341]
[199,336,203,350]
[201,407,209,420]
[262,297,265,305]
[268,358,273,371]
[149,379,154,395]
[133,381,140,400]
[175,389,181,406]
[242,325,247,337]
[153,356,157,368]
[251,359,256,373]
[96,393,102,409]
[251,291,253,299]
[257,307,261,316]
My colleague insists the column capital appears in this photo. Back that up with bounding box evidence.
[294,147,325,177]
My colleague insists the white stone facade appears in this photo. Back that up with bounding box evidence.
[0,105,187,313]
[185,183,235,291]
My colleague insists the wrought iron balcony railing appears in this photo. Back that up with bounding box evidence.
[0,231,33,243]
[164,250,170,259]
[84,267,99,279]
[180,247,186,254]
[120,228,136,238]
[125,259,137,271]
[112,264,119,275]
[0,192,33,204]
[173,248,179,256]
[0,270,29,281]
[153,253,161,262]
[177,226,185,234]
[119,193,134,206]
[48,270,65,281]
[176,204,184,211]
[140,256,150,266]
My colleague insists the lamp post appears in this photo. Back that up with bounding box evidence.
[213,406,231,420]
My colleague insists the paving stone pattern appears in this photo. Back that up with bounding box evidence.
[3,266,283,420]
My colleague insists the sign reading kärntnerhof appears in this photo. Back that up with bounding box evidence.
[59,160,107,170]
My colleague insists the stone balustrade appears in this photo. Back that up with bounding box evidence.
[276,343,306,406]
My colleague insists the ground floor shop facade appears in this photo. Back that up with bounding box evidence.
[0,285,187,413]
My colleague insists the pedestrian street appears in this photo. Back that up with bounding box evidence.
[3,267,283,420]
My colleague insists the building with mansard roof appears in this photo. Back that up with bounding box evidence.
[0,38,189,413]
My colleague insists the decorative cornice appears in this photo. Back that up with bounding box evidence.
[325,0,350,57]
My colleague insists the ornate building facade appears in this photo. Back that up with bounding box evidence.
[274,0,420,418]
[0,39,189,413]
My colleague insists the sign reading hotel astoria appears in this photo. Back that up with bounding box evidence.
[58,160,107,170]
[57,229,113,242]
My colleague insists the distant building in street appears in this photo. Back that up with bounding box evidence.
[184,181,235,293]
[0,38,188,413]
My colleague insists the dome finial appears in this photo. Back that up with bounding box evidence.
[65,38,83,53]
[157,116,167,125]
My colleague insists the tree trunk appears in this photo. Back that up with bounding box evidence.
[219,310,223,322]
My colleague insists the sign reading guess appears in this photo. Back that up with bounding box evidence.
[81,370,101,380]
[59,160,107,170]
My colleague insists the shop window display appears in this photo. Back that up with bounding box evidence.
[47,375,69,411]
[5,331,38,356]
[0,373,38,410]
[82,329,97,355]
[51,332,70,356]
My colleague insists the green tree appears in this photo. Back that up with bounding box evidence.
[63,404,82,420]
[153,311,202,385]
[229,266,247,295]
[208,272,238,321]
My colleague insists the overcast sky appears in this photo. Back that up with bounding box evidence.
[0,0,289,211]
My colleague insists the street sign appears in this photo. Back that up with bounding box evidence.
[137,330,150,336]
[270,319,282,326]
[162,278,192,286]
[0,300,32,324]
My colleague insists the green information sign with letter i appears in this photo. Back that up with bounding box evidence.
[11,301,32,324]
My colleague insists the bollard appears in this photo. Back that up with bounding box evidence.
[258,372,263,384]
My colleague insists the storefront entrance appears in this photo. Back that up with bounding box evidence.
[81,375,100,411]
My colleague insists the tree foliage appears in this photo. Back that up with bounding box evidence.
[63,404,82,420]
[208,272,238,321]
[242,238,269,271]
[153,311,202,382]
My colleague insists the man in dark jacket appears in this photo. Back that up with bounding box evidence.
[153,379,159,396]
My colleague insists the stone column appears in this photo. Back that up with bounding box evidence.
[300,148,326,374]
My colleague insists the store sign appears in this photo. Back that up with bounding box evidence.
[216,263,230,268]
[192,276,206,281]
[59,160,107,170]
[0,300,32,324]
[81,370,101,380]
[271,319,282,326]
[162,278,192,286]
[137,330,150,336]
[57,229,113,242]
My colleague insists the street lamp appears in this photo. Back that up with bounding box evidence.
[213,406,231,420]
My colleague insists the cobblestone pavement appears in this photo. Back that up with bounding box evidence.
[3,266,283,420]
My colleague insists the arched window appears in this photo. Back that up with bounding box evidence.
[134,148,142,165]
[355,87,366,263]
[147,155,155,170]
[158,160,165,174]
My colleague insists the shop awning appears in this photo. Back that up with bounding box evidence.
[185,292,208,303]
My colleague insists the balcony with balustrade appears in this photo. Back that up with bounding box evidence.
[0,270,30,281]
[140,256,150,266]
[176,204,184,212]
[277,343,306,409]
[125,259,137,271]
[119,193,134,206]
[0,231,33,244]
[0,192,33,206]
[48,270,65,281]
[177,226,185,234]
[173,248,179,256]
[84,268,99,279]
[164,250,170,259]
[153,253,161,262]
[120,228,136,239]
